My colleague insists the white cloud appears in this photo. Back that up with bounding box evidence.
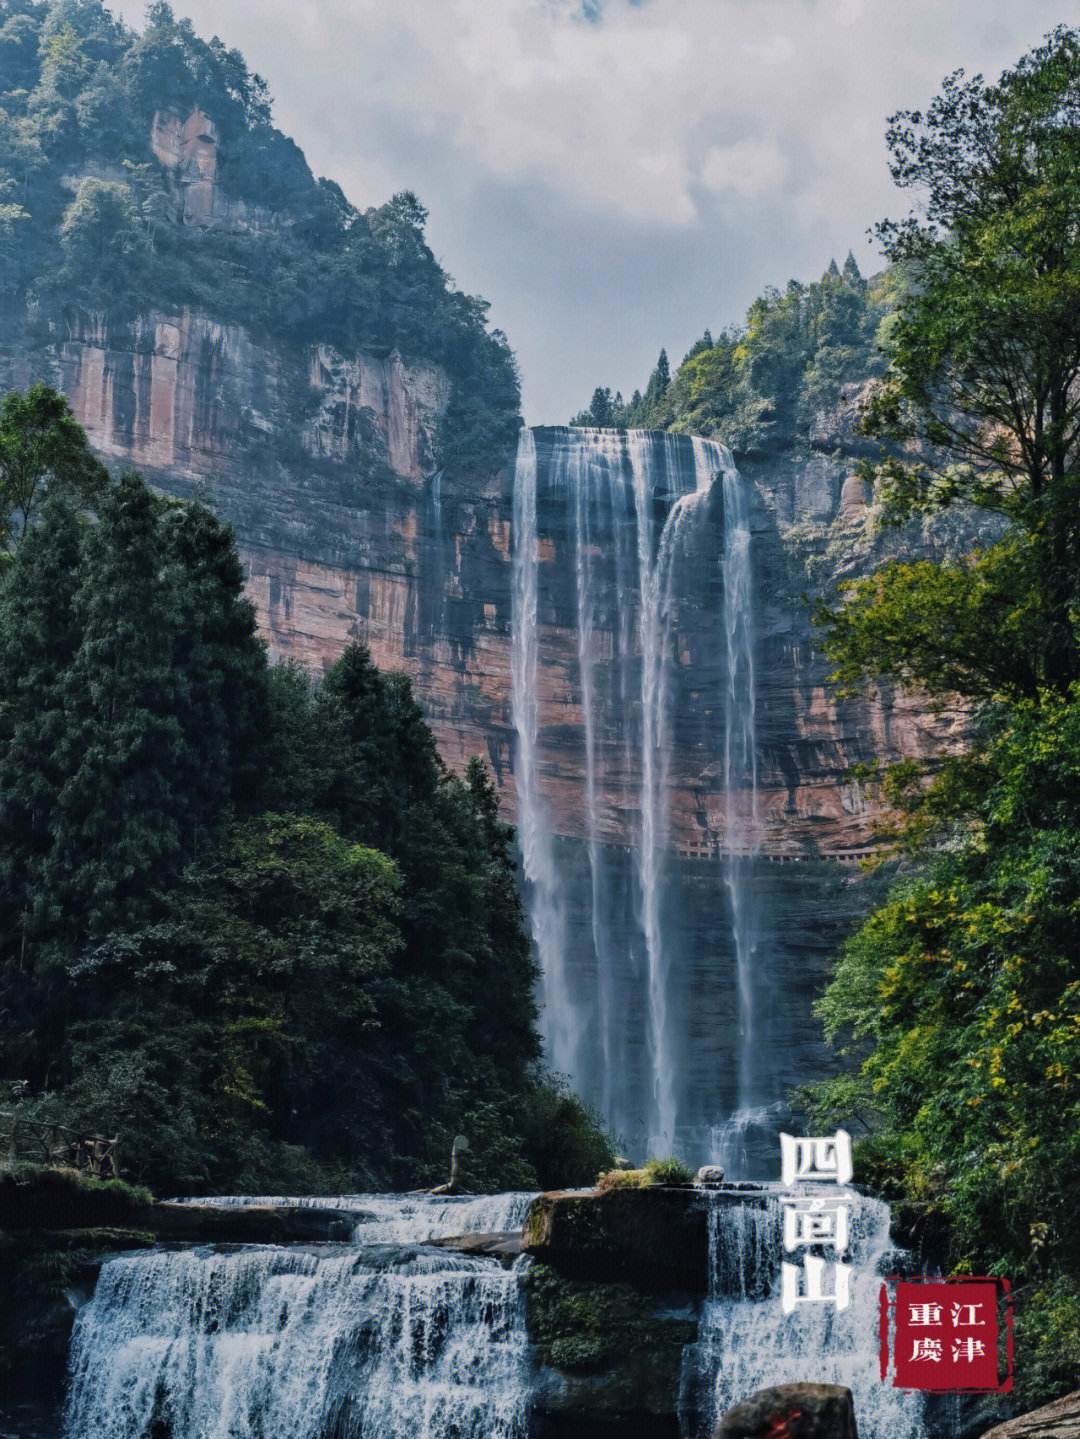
[110,0,1062,229]
[107,0,1068,417]
[699,137,788,200]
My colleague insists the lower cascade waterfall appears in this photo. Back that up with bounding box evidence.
[679,1189,926,1439]
[62,1190,933,1439]
[65,1246,529,1439]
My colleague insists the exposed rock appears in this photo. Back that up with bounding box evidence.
[715,1382,859,1438]
[0,1228,155,1439]
[980,1391,1080,1437]
[131,1201,367,1245]
[524,1187,708,1292]
[427,1230,522,1265]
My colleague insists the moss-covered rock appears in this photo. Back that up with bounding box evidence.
[0,1166,152,1231]
[524,1186,709,1291]
[524,1261,698,1434]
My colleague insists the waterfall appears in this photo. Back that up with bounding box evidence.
[174,1191,537,1242]
[64,1245,530,1439]
[511,428,575,1083]
[510,427,742,1158]
[680,1189,926,1439]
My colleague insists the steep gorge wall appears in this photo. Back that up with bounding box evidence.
[3,302,965,860]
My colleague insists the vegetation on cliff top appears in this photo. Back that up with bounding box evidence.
[0,0,520,473]
[0,385,612,1194]
[570,251,891,452]
[805,26,1080,1408]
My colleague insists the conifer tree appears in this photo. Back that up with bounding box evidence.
[46,473,187,941]
[0,495,84,1076]
[0,384,107,550]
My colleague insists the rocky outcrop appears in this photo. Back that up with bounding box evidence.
[130,1200,367,1245]
[715,1383,859,1439]
[980,1391,1080,1437]
[524,1187,709,1292]
[526,1264,695,1438]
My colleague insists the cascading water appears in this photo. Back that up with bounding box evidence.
[680,1188,926,1439]
[63,1193,537,1439]
[510,426,758,1160]
[65,1247,529,1439]
[174,1190,537,1241]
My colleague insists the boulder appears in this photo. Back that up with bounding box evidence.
[523,1187,708,1291]
[714,1383,858,1438]
[696,1166,726,1186]
[980,1390,1080,1437]
[428,1230,522,1265]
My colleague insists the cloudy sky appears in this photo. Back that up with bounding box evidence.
[112,0,1067,422]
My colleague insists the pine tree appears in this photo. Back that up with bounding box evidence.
[643,347,671,425]
[314,640,442,856]
[46,473,188,941]
[160,498,270,828]
[0,495,85,1077]
[841,250,864,288]
[0,384,107,550]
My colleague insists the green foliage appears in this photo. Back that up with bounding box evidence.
[597,1156,693,1190]
[0,389,610,1196]
[642,1156,694,1186]
[0,1,519,476]
[571,255,886,449]
[806,33,1080,1407]
[817,537,1050,704]
[807,700,1080,1401]
[0,383,107,549]
[861,26,1080,691]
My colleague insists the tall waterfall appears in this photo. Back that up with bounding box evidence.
[510,426,753,1159]
[680,1189,926,1439]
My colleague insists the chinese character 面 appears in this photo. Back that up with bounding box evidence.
[782,1197,850,1253]
[781,1255,852,1314]
[780,1129,853,1186]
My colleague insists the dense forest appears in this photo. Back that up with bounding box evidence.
[0,383,613,1195]
[570,251,892,452]
[0,0,520,473]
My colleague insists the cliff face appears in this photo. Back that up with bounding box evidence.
[1,94,990,1161]
[6,310,967,857]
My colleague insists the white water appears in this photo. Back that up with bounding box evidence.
[511,428,576,1084]
[177,1191,537,1242]
[510,426,750,1158]
[64,1246,529,1439]
[680,1188,926,1439]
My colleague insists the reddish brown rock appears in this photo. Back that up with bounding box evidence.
[715,1383,859,1439]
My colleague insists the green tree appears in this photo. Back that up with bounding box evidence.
[0,383,107,550]
[860,26,1080,692]
[809,30,1080,1407]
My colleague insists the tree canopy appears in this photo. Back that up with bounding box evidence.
[807,28,1080,1409]
[0,384,611,1195]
